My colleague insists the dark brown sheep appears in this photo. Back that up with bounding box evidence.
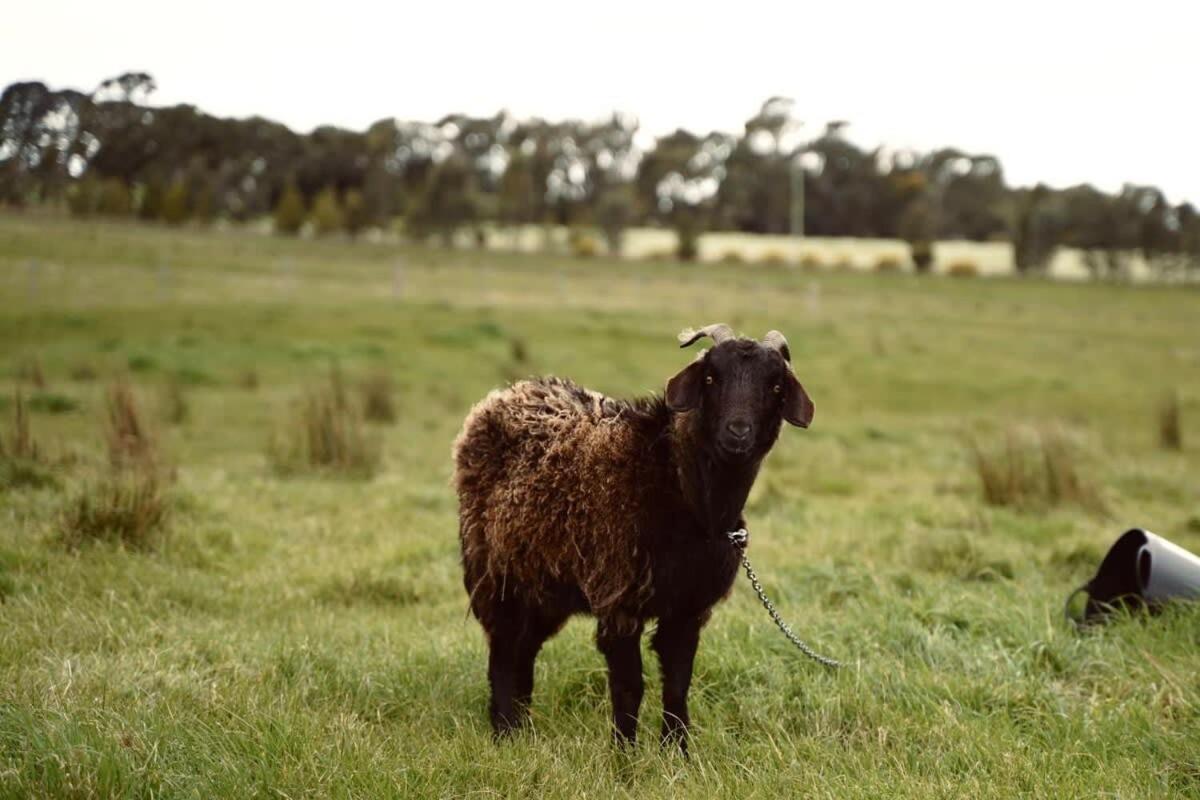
[452,323,813,750]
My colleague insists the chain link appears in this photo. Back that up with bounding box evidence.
[727,529,842,669]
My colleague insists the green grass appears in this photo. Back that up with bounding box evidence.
[1,214,1198,798]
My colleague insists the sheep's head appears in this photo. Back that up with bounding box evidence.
[667,324,814,462]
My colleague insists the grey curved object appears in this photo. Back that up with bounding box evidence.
[1136,531,1200,603]
[1071,528,1200,622]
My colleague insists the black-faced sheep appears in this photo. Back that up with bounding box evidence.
[452,323,813,750]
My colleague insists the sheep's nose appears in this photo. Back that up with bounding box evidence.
[726,420,752,439]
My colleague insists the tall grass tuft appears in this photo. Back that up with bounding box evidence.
[62,381,172,548]
[1,390,38,462]
[105,380,157,470]
[270,368,381,477]
[237,369,260,391]
[969,427,1106,514]
[16,356,47,389]
[360,370,397,424]
[1038,431,1103,510]
[1159,391,1182,451]
[1,390,57,490]
[60,469,170,549]
[69,362,98,382]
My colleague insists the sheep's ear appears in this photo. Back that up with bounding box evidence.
[783,372,814,428]
[666,360,705,411]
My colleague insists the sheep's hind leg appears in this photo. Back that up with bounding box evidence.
[512,611,563,722]
[488,600,560,737]
[486,599,528,737]
[597,622,645,746]
[487,638,521,737]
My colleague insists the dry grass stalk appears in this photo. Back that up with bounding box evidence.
[1,389,38,462]
[69,362,98,382]
[1159,391,1182,451]
[1,390,58,490]
[61,381,172,547]
[360,370,397,424]
[60,469,169,549]
[270,368,381,477]
[237,369,260,391]
[1038,431,1104,512]
[970,426,1106,514]
[106,380,157,470]
[16,356,47,389]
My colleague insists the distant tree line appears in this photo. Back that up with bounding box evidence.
[2,74,1198,277]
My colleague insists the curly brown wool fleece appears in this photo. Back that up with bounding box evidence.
[453,377,672,635]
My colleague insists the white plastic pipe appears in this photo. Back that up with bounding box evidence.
[1136,530,1200,603]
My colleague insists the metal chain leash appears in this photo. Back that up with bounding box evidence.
[727,529,842,669]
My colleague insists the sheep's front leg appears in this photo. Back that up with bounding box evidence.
[652,615,703,754]
[597,626,644,745]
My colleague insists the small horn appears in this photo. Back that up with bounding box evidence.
[762,330,792,362]
[678,323,735,348]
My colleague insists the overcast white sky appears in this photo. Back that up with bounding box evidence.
[6,0,1198,203]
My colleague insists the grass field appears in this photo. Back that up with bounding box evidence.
[1,214,1199,798]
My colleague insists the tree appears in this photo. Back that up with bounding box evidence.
[898,197,936,273]
[161,178,189,225]
[66,175,99,217]
[792,122,885,238]
[594,183,635,256]
[274,181,306,236]
[1012,185,1058,274]
[1060,184,1139,280]
[189,174,217,224]
[714,99,804,235]
[497,150,537,240]
[672,204,707,261]
[297,126,369,199]
[408,153,479,246]
[97,178,132,216]
[94,72,156,104]
[0,81,56,206]
[1178,203,1200,277]
[310,186,344,236]
[638,128,728,260]
[139,176,165,220]
[343,188,369,237]
[1131,186,1174,277]
[6,73,1200,276]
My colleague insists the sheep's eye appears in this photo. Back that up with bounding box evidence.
[773,384,782,394]
[705,375,714,385]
